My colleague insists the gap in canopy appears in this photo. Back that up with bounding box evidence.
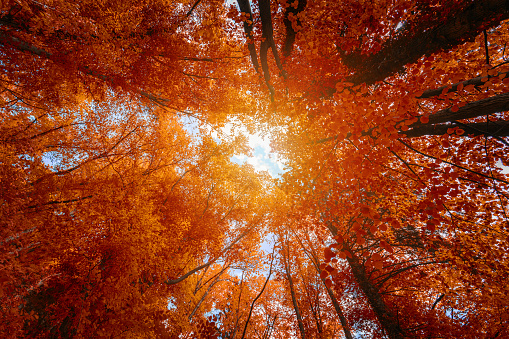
[180,114,288,178]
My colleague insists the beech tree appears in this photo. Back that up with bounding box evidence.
[2,0,509,338]
[262,1,509,338]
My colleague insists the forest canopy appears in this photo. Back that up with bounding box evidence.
[1,0,509,338]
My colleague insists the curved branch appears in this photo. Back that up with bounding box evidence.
[240,250,275,339]
[165,226,253,285]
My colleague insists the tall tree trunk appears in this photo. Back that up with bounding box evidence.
[298,268,324,336]
[283,241,307,339]
[297,232,354,339]
[340,0,509,88]
[321,278,354,339]
[327,224,406,339]
[345,251,406,339]
[240,253,275,339]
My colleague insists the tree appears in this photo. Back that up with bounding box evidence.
[2,0,509,338]
[0,91,272,337]
[260,1,509,337]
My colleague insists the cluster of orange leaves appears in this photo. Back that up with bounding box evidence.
[1,0,509,338]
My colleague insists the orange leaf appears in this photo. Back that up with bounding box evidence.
[360,206,370,215]
[334,234,344,243]
[426,221,436,232]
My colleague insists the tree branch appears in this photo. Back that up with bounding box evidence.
[403,120,509,140]
[431,293,445,310]
[418,71,509,99]
[165,226,253,285]
[240,250,275,339]
[412,92,509,128]
[397,139,509,186]
[323,0,509,95]
[236,0,260,73]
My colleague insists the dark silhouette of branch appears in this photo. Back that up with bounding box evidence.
[240,249,275,339]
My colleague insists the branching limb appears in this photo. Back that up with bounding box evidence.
[240,248,275,339]
[165,226,254,285]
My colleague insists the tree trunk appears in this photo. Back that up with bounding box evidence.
[240,254,274,339]
[283,242,307,339]
[345,252,406,339]
[327,223,406,339]
[340,0,509,88]
[299,234,354,339]
[321,277,353,339]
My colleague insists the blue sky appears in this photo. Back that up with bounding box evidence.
[182,116,285,177]
[215,119,285,177]
[230,132,284,177]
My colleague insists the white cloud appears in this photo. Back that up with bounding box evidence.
[247,156,269,173]
[190,117,286,177]
[246,133,271,154]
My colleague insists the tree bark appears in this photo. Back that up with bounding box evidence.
[258,0,284,73]
[236,0,260,73]
[341,0,509,88]
[327,224,406,339]
[282,0,307,58]
[411,92,509,128]
[345,252,406,339]
[403,120,509,138]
